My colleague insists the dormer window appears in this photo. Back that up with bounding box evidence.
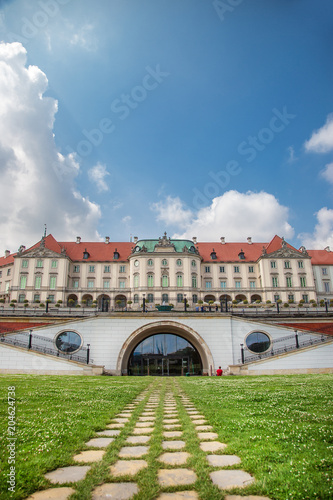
[83,249,90,260]
[113,249,120,260]
[238,249,245,260]
[210,249,217,260]
[189,245,196,253]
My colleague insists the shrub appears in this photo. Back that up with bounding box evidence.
[255,300,261,304]
[266,300,271,304]
[283,303,289,308]
[39,303,45,308]
[243,299,248,304]
[320,300,325,307]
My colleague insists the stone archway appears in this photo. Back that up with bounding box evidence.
[116,320,215,376]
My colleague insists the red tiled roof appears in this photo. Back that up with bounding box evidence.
[265,235,298,254]
[60,241,134,262]
[27,234,63,254]
[196,242,265,262]
[307,250,333,265]
[280,322,333,336]
[0,253,16,267]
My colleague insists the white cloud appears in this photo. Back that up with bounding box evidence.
[122,215,132,224]
[305,114,333,153]
[151,196,193,229]
[171,191,294,241]
[321,163,333,184]
[298,208,333,249]
[287,146,297,163]
[88,163,110,192]
[69,23,98,52]
[0,42,101,253]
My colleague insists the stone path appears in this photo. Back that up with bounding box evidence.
[26,381,273,500]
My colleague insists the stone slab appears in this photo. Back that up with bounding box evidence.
[198,432,218,440]
[225,497,272,500]
[158,468,197,487]
[161,440,186,450]
[110,459,148,477]
[210,470,254,490]
[191,420,207,425]
[164,424,182,429]
[73,450,105,463]
[163,431,183,438]
[113,418,129,423]
[162,419,179,424]
[126,435,151,444]
[92,482,139,500]
[85,437,114,448]
[157,493,199,500]
[44,465,91,484]
[207,455,241,467]
[189,415,205,420]
[26,488,75,499]
[158,452,190,465]
[107,423,125,429]
[200,441,227,453]
[96,430,120,437]
[133,427,154,435]
[119,446,149,458]
[138,416,155,421]
[195,425,213,431]
[117,413,132,418]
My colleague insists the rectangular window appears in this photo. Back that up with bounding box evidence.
[271,261,276,269]
[205,281,212,289]
[177,293,183,303]
[51,260,57,269]
[22,260,28,268]
[88,280,94,288]
[235,281,241,289]
[18,294,25,303]
[7,268,11,276]
[248,266,254,273]
[302,294,309,303]
[147,293,154,303]
[177,275,183,287]
[324,282,330,293]
[234,266,240,273]
[219,266,225,273]
[274,294,280,302]
[89,265,95,273]
[192,294,198,304]
[119,280,125,289]
[48,295,55,303]
[134,275,139,288]
[120,265,126,273]
[20,275,27,289]
[300,277,306,287]
[162,275,168,287]
[322,268,328,276]
[35,276,41,289]
[72,279,79,288]
[286,277,292,288]
[250,281,256,288]
[73,265,80,273]
[288,294,294,302]
[49,276,56,289]
[134,294,139,303]
[103,280,110,289]
[272,277,278,288]
[34,294,40,303]
[147,275,154,287]
[5,282,9,293]
[220,281,226,289]
[192,275,197,288]
[36,260,43,268]
[104,265,110,273]
[284,261,290,269]
[205,266,210,273]
[298,261,304,269]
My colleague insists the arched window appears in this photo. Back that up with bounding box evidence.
[162,293,169,303]
[134,294,139,303]
[192,274,197,288]
[177,293,183,303]
[147,293,154,303]
[134,274,139,288]
[176,259,182,266]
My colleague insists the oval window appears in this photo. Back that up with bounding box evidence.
[55,331,82,353]
[246,332,271,353]
[162,259,168,266]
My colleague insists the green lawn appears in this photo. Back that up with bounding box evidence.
[0,374,332,499]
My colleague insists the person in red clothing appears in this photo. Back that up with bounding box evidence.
[216,366,223,376]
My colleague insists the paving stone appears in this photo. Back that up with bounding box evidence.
[161,440,186,450]
[157,492,199,500]
[163,431,183,438]
[85,437,114,448]
[142,411,155,416]
[26,487,76,499]
[126,435,151,444]
[118,446,149,458]
[120,409,133,413]
[133,427,154,435]
[187,411,199,414]
[162,418,179,424]
[73,450,105,463]
[158,468,197,487]
[158,452,190,465]
[96,430,121,437]
[110,459,148,477]
[117,413,132,418]
[44,465,91,484]
[195,425,213,431]
[92,482,139,500]
[199,441,227,453]
[113,418,129,423]
[206,455,241,467]
[135,421,154,428]
[189,415,205,420]
[210,470,254,490]
[225,496,272,500]
[191,419,207,425]
[107,423,125,429]
[138,416,155,421]
[198,432,218,440]
[164,424,182,429]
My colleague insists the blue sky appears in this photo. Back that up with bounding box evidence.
[0,0,333,252]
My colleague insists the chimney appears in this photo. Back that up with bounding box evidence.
[18,245,26,253]
[105,236,110,244]
[133,236,138,244]
[220,237,225,244]
[76,236,81,244]
[192,236,197,244]
[325,246,330,252]
[5,250,10,258]
[247,237,252,245]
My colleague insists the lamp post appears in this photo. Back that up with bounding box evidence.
[294,329,299,349]
[240,343,244,364]
[28,329,32,350]
[184,294,187,312]
[87,343,90,364]
[45,296,51,313]
[142,293,146,313]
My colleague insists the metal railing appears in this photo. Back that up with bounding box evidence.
[239,330,332,364]
[0,330,91,364]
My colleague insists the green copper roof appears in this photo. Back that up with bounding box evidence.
[135,239,196,253]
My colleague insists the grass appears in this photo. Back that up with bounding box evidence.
[0,374,332,499]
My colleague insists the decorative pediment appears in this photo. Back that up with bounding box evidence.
[262,247,308,259]
[17,247,65,259]
[155,232,176,252]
